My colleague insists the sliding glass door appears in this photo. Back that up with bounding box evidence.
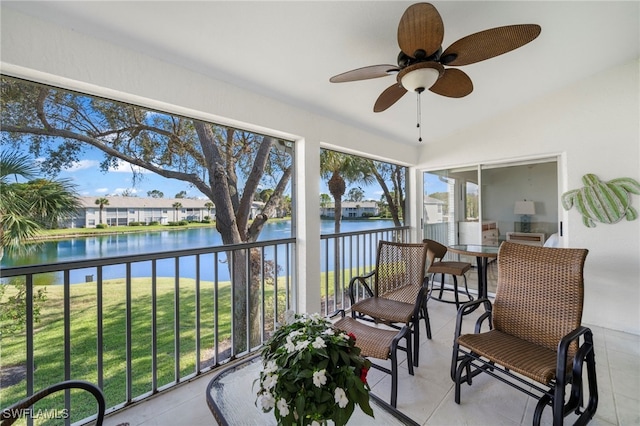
[423,157,559,296]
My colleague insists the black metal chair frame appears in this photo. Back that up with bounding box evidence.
[424,239,473,309]
[347,241,432,367]
[1,380,105,426]
[428,267,473,309]
[452,299,598,425]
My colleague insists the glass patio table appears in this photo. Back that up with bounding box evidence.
[206,354,419,425]
[447,244,500,300]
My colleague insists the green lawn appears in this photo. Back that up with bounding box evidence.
[0,256,372,424]
[31,217,291,241]
[0,277,287,424]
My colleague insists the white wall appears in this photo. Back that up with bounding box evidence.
[417,59,640,334]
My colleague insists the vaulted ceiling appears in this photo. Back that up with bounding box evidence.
[3,1,639,145]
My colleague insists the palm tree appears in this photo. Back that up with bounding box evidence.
[172,202,183,222]
[204,201,214,221]
[0,152,78,333]
[0,151,80,259]
[320,150,375,306]
[320,150,374,233]
[95,197,109,225]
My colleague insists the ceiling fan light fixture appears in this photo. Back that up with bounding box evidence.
[401,67,440,92]
[398,62,444,92]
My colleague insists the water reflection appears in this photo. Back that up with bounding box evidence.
[2,220,395,285]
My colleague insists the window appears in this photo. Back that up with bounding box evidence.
[1,75,295,243]
[319,148,407,228]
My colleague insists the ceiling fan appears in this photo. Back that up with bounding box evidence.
[329,3,541,114]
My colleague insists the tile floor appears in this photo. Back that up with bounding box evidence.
[102,298,639,426]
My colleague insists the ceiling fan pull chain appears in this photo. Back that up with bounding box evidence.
[417,91,423,142]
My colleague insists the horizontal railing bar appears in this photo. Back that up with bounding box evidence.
[0,237,296,277]
[320,226,409,241]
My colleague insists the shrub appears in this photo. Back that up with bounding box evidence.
[167,221,188,227]
[128,222,141,226]
[96,223,108,229]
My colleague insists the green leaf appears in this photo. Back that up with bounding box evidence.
[295,393,306,420]
[298,368,313,379]
[359,394,375,417]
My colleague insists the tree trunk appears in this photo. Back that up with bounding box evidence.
[194,123,288,353]
[328,172,346,310]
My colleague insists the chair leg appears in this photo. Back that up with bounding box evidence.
[462,274,473,301]
[452,275,460,309]
[454,355,472,404]
[405,331,414,376]
[422,304,432,339]
[390,343,398,408]
[533,394,551,425]
[412,317,420,367]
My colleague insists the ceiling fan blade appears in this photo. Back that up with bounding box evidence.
[429,68,473,98]
[374,83,407,112]
[441,24,541,66]
[397,3,444,59]
[330,64,399,83]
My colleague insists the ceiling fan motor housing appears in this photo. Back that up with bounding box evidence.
[397,48,442,68]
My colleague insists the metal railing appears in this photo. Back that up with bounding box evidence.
[423,222,452,244]
[0,226,410,424]
[319,226,410,315]
[0,238,295,425]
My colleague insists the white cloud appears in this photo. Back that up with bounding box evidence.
[113,187,138,195]
[108,159,151,174]
[95,188,109,194]
[65,159,99,172]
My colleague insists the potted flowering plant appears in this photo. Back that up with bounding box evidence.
[255,311,374,425]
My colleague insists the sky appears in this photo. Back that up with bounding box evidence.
[34,144,386,201]
[52,147,204,199]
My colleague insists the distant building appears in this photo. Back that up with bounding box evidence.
[423,196,445,223]
[320,200,379,219]
[64,197,215,228]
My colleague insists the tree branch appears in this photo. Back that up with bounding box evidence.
[3,124,214,199]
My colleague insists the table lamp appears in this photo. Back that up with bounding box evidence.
[514,200,535,232]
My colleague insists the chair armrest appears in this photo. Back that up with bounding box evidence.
[451,298,493,381]
[348,270,376,304]
[556,326,594,385]
[328,309,346,319]
[413,286,430,318]
[554,326,598,419]
[1,380,105,426]
[453,298,493,341]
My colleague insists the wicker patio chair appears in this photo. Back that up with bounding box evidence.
[348,240,431,367]
[423,239,473,309]
[0,380,105,426]
[451,242,598,425]
[333,311,413,407]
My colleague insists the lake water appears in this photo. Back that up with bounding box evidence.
[1,219,396,284]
